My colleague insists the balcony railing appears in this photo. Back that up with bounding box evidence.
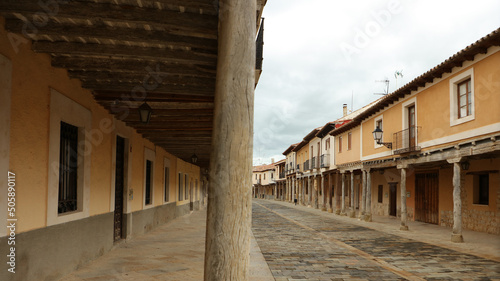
[320,154,330,168]
[296,164,300,172]
[311,156,318,169]
[257,179,261,185]
[304,160,310,171]
[279,172,285,179]
[393,126,421,154]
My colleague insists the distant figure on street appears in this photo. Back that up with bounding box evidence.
[294,198,297,205]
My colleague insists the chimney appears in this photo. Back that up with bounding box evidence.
[343,104,348,117]
[271,158,275,164]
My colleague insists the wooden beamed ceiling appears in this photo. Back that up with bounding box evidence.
[0,0,220,168]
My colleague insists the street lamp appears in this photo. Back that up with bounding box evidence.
[138,102,152,124]
[191,154,198,164]
[372,127,392,149]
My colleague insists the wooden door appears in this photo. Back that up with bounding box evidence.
[114,136,125,241]
[415,172,439,224]
[389,183,397,217]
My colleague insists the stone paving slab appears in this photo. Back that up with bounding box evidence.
[253,200,500,281]
[60,208,273,281]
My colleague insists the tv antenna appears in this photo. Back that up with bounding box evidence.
[394,70,403,88]
[373,79,389,95]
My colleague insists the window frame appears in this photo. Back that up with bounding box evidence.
[163,157,171,203]
[450,68,475,126]
[47,89,91,226]
[347,132,352,151]
[58,121,79,214]
[473,173,489,205]
[378,185,383,203]
[338,136,343,153]
[143,148,155,209]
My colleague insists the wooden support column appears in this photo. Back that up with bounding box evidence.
[448,159,464,243]
[341,172,346,215]
[204,0,256,279]
[313,176,319,209]
[398,165,409,231]
[307,177,312,207]
[302,178,306,205]
[328,173,333,213]
[360,169,366,220]
[292,178,296,202]
[321,174,327,211]
[365,169,372,222]
[350,172,356,218]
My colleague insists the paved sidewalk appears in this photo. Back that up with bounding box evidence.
[253,200,500,280]
[267,199,500,262]
[60,208,273,281]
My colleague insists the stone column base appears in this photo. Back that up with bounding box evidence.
[400,225,409,231]
[321,207,327,211]
[451,233,464,243]
[335,209,341,215]
[364,214,372,222]
[328,208,333,213]
[349,211,356,218]
[340,211,347,216]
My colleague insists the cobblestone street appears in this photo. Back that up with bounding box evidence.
[252,200,500,281]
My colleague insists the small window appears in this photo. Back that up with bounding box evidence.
[178,173,183,201]
[458,79,472,118]
[378,185,383,203]
[376,119,382,130]
[326,139,330,150]
[338,136,343,153]
[58,121,79,214]
[164,167,170,202]
[348,132,352,150]
[145,160,152,205]
[264,174,266,180]
[450,68,474,126]
[474,174,489,205]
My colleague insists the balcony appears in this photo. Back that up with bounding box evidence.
[393,126,421,154]
[320,154,330,168]
[311,156,318,169]
[304,160,310,171]
[296,164,300,172]
[257,179,261,185]
[279,172,285,179]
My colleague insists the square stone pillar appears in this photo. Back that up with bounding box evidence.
[341,172,346,215]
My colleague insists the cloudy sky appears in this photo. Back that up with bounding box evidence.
[253,0,500,166]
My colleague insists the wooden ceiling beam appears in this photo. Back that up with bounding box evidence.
[0,0,217,36]
[33,42,217,66]
[52,56,216,77]
[4,18,218,51]
[73,72,215,87]
[83,81,214,96]
[94,91,214,102]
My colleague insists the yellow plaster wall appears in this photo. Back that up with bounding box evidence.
[418,52,500,145]
[1,20,201,233]
[296,145,309,170]
[335,127,362,165]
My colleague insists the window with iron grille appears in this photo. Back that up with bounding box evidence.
[178,173,183,201]
[164,167,170,202]
[378,185,383,203]
[58,121,78,214]
[474,174,489,205]
[185,174,189,200]
[145,160,152,205]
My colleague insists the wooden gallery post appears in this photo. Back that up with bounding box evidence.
[204,0,256,280]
